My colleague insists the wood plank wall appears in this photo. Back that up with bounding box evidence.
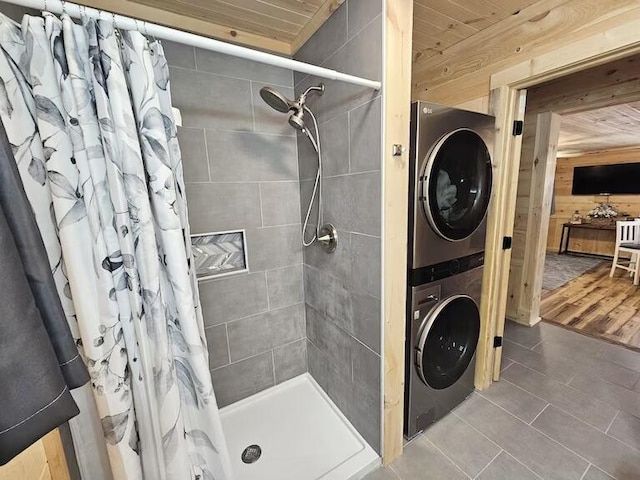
[0,430,70,480]
[548,148,640,256]
[413,0,640,106]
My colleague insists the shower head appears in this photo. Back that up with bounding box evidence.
[260,84,325,133]
[288,110,307,131]
[260,87,294,113]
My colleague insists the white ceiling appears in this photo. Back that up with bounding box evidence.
[558,101,640,155]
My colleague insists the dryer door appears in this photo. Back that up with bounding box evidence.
[415,294,480,390]
[421,128,492,241]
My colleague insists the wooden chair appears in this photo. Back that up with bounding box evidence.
[610,220,640,285]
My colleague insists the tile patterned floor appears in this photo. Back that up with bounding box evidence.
[364,320,640,480]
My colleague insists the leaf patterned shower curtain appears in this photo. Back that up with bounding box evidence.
[0,12,232,480]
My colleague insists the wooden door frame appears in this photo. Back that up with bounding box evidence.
[477,22,640,388]
[505,51,640,332]
[382,0,413,465]
[506,110,562,327]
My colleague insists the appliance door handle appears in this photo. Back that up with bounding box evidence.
[418,294,439,306]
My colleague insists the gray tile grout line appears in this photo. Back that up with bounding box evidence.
[480,377,550,410]
[321,168,382,179]
[471,449,503,480]
[264,268,271,310]
[503,338,541,351]
[523,332,639,385]
[257,182,266,229]
[191,45,198,71]
[500,452,543,480]
[605,410,620,434]
[499,361,514,374]
[420,436,473,480]
[387,463,402,480]
[495,331,640,462]
[530,340,544,350]
[249,82,257,133]
[500,362,628,435]
[201,128,212,182]
[530,393,640,453]
[224,323,232,367]
[448,409,539,480]
[351,332,382,359]
[197,125,297,139]
[578,464,592,480]
[445,409,501,457]
[170,63,294,90]
[212,335,306,373]
[508,351,640,418]
[270,349,277,385]
[478,393,600,472]
[501,351,579,390]
[528,403,550,426]
[188,179,300,185]
[347,109,352,174]
[294,12,382,90]
[210,300,303,328]
[500,359,621,424]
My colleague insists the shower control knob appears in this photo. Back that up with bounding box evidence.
[318,223,338,254]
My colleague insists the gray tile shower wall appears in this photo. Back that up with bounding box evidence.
[294,0,384,454]
[165,41,307,408]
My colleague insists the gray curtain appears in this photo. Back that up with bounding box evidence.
[0,119,88,465]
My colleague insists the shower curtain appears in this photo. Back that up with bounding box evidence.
[0,12,232,480]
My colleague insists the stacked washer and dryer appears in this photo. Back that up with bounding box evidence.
[404,102,494,439]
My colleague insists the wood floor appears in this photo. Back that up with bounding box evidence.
[541,262,640,351]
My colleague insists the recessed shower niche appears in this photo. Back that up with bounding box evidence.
[191,230,249,281]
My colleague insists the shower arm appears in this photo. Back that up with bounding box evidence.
[293,85,325,112]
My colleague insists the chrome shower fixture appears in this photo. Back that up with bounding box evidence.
[259,84,325,132]
[259,84,337,253]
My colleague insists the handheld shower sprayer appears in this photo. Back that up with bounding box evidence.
[259,84,325,133]
[259,84,337,253]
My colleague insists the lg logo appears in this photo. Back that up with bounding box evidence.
[423,107,433,114]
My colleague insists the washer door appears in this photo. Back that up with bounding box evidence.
[415,294,480,390]
[421,128,493,241]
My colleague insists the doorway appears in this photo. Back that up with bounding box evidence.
[505,54,640,351]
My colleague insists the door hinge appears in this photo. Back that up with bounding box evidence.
[494,336,503,348]
[512,120,524,136]
[502,236,513,250]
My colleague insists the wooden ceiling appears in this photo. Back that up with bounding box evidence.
[84,0,548,58]
[412,0,541,64]
[127,0,336,52]
[78,0,344,54]
[558,102,640,155]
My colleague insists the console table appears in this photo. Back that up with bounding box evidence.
[558,222,616,259]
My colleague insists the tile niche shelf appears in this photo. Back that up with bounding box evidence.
[191,230,248,281]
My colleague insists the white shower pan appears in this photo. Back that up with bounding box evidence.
[220,373,380,480]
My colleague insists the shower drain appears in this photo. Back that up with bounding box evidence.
[241,444,262,464]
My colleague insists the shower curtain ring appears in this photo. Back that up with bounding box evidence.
[111,12,117,30]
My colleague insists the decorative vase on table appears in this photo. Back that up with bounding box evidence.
[586,202,618,226]
[570,210,583,224]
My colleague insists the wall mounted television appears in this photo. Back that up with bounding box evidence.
[572,163,640,195]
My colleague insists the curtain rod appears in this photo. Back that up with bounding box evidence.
[5,0,382,91]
